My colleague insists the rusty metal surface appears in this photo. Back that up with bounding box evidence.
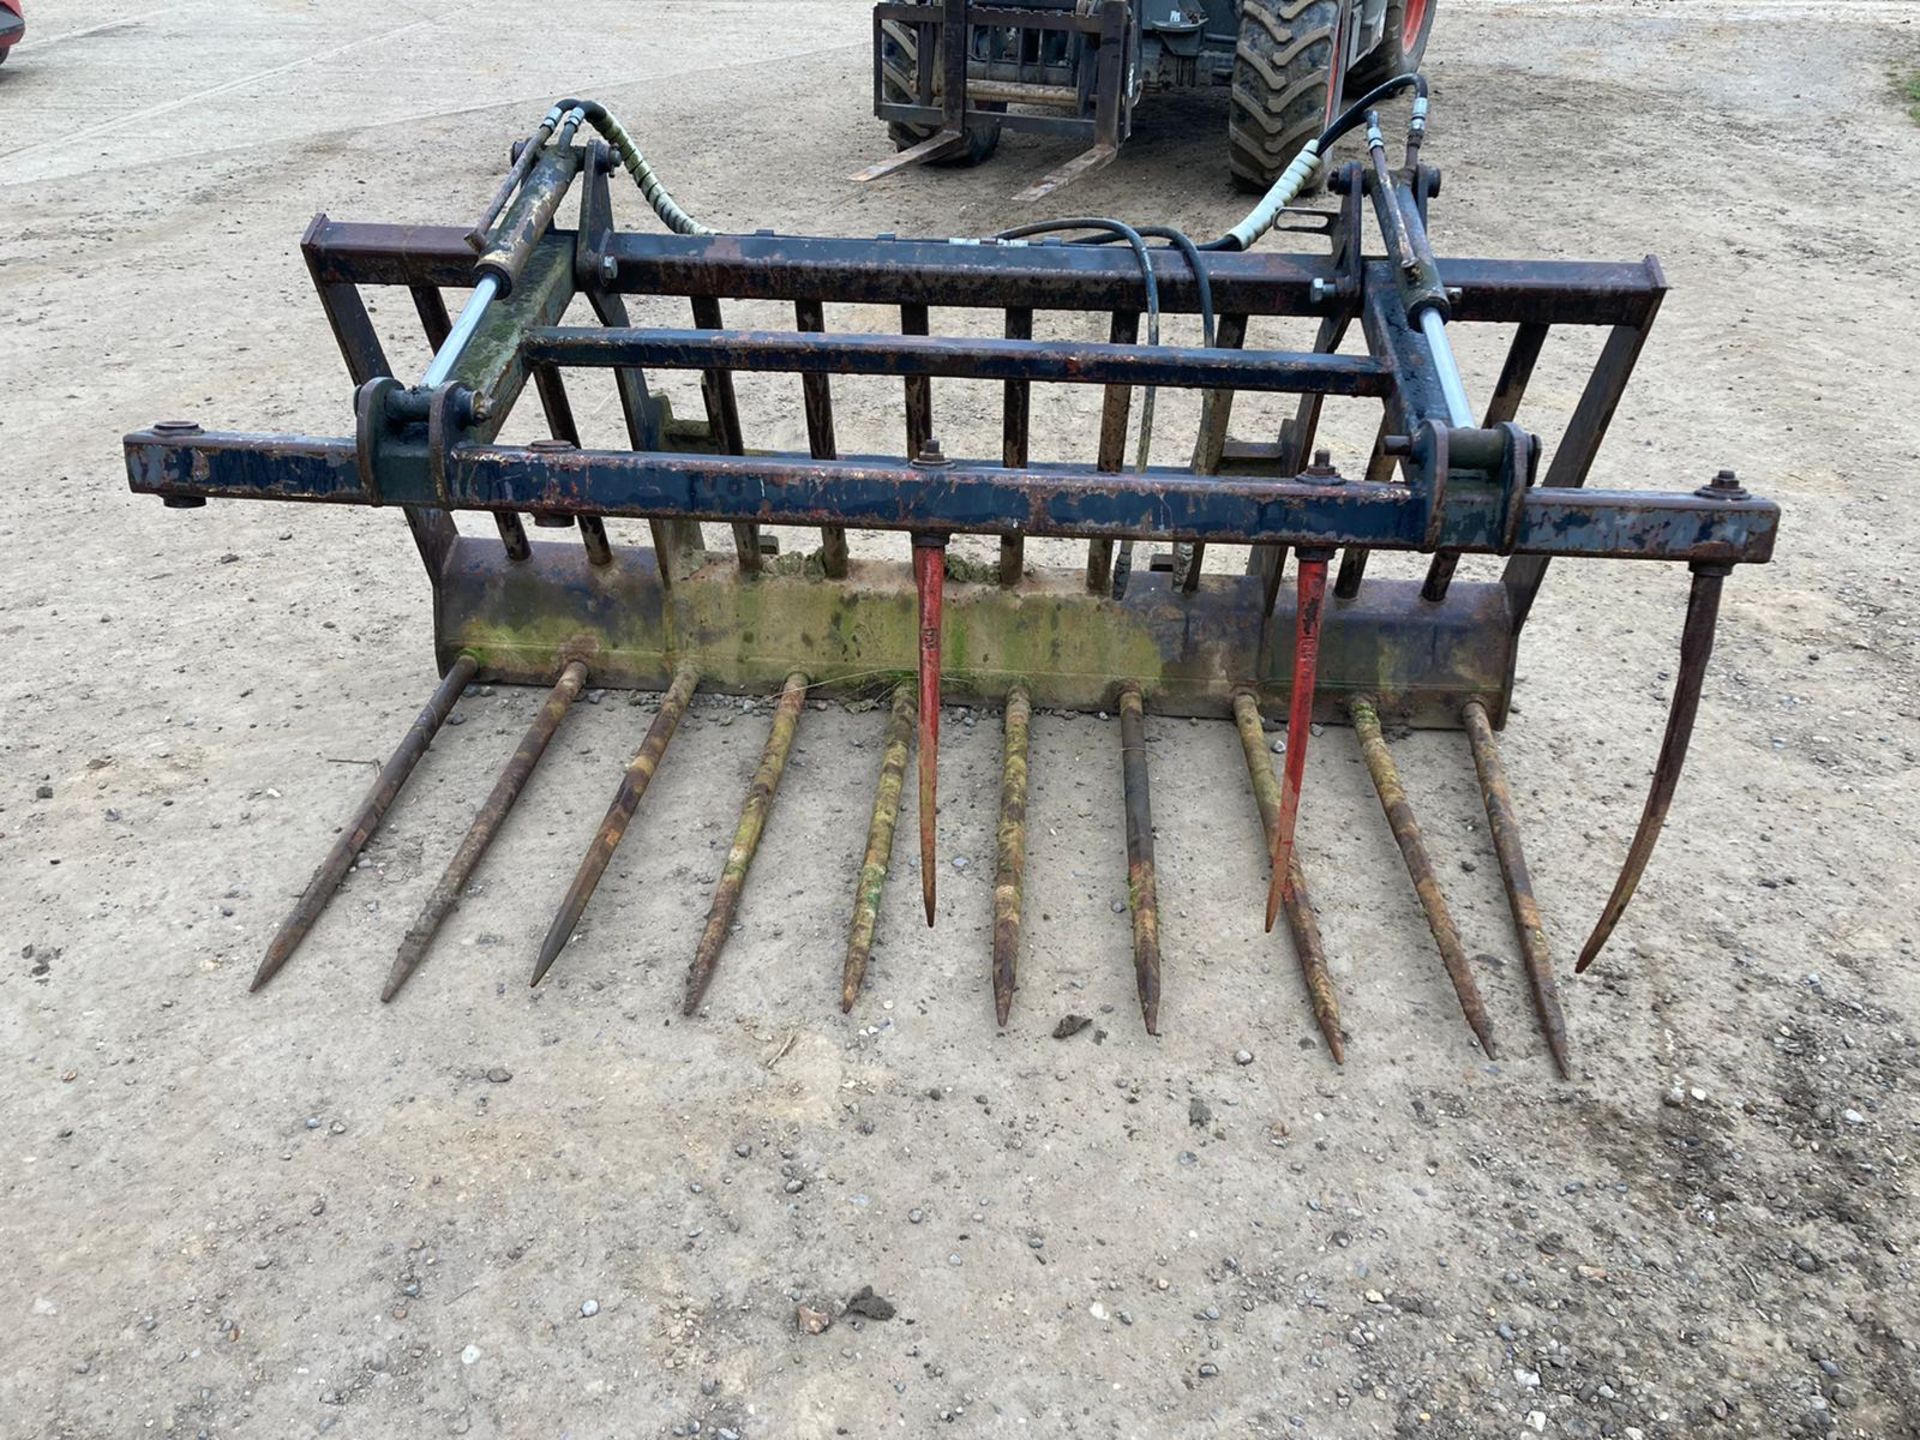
[1265,553,1329,931]
[681,672,810,1014]
[1349,696,1497,1058]
[1233,693,1344,1063]
[1118,682,1161,1036]
[1576,564,1727,973]
[251,655,477,992]
[1462,699,1570,1077]
[914,536,946,924]
[384,659,588,1001]
[992,686,1031,1027]
[531,667,699,988]
[843,683,915,1012]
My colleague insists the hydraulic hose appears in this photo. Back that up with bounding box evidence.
[548,98,712,236]
[1209,71,1429,252]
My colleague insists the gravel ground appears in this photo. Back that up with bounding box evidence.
[3,2,1918,1437]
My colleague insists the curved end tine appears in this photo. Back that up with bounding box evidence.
[843,683,916,1013]
[1576,565,1729,974]
[1264,553,1331,932]
[914,537,946,927]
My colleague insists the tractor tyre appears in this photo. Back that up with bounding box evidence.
[1345,0,1436,92]
[1228,0,1339,194]
[880,18,1003,167]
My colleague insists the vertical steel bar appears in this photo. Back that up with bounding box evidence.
[1264,552,1330,931]
[682,672,810,1014]
[1349,696,1497,1058]
[992,686,1032,1026]
[843,683,915,1011]
[530,368,613,564]
[530,668,700,987]
[914,535,946,925]
[1086,309,1140,592]
[1233,693,1344,1063]
[589,287,704,579]
[902,302,933,459]
[1576,564,1728,972]
[1462,700,1571,1077]
[999,306,1033,586]
[251,655,477,992]
[1502,316,1659,632]
[1333,419,1398,599]
[794,298,850,578]
[383,660,589,1001]
[410,286,453,350]
[1177,312,1248,592]
[690,294,762,574]
[1483,322,1550,427]
[1118,682,1161,1035]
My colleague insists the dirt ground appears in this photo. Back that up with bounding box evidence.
[4,1,1919,1436]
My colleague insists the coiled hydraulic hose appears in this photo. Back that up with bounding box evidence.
[547,98,712,236]
[1208,71,1429,252]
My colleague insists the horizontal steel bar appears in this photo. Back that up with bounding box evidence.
[522,327,1394,395]
[125,429,1779,563]
[301,219,1665,326]
[877,101,1100,139]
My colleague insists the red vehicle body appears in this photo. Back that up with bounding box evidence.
[0,0,24,64]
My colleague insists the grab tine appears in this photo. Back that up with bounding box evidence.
[681,672,810,1015]
[992,686,1032,1027]
[1118,683,1162,1035]
[252,655,478,992]
[1577,563,1729,973]
[383,660,588,1002]
[1265,550,1331,932]
[914,533,946,926]
[1233,693,1344,1063]
[1350,696,1497,1058]
[1462,700,1571,1077]
[843,683,915,1012]
[530,667,700,988]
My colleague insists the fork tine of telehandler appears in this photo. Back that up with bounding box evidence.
[530,667,699,989]
[681,672,810,1016]
[914,535,946,926]
[1118,683,1162,1036]
[384,660,588,1002]
[1462,700,1572,1077]
[1233,692,1345,1064]
[1576,564,1729,974]
[992,686,1032,1027]
[1350,696,1497,1059]
[842,683,915,1012]
[1265,551,1331,932]
[251,655,477,993]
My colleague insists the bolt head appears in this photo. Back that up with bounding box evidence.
[1695,468,1749,501]
[600,254,618,282]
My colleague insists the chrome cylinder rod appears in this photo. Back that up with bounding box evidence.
[421,273,502,389]
[1419,308,1474,429]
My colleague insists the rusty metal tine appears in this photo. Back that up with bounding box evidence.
[530,668,700,989]
[1233,693,1344,1063]
[1462,700,1570,1077]
[689,294,761,574]
[914,535,946,925]
[383,660,588,1002]
[843,683,915,1012]
[794,299,849,578]
[252,655,477,992]
[1118,683,1162,1035]
[992,686,1032,1026]
[681,672,810,1015]
[902,303,933,459]
[1086,309,1140,592]
[1349,696,1497,1058]
[1264,552,1330,932]
[999,306,1033,586]
[1576,563,1728,973]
